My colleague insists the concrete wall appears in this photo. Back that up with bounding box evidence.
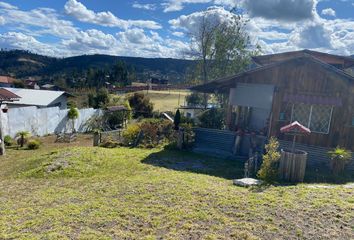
[1,106,100,137]
[48,94,68,109]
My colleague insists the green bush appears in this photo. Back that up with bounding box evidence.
[198,108,225,129]
[257,137,281,183]
[180,123,195,149]
[128,92,154,118]
[27,139,41,150]
[186,92,206,106]
[122,124,141,146]
[122,119,174,148]
[139,119,174,147]
[4,135,13,146]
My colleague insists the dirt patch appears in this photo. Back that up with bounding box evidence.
[46,152,74,173]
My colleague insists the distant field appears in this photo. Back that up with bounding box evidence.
[136,90,191,112]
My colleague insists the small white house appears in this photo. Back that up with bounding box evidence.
[3,88,71,110]
[179,106,208,119]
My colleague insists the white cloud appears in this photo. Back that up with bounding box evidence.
[0,1,17,9]
[116,28,189,58]
[0,16,5,25]
[169,6,236,33]
[213,0,237,7]
[172,31,185,37]
[321,8,336,17]
[64,0,161,29]
[132,2,156,10]
[243,0,316,22]
[117,28,152,44]
[0,32,61,56]
[169,3,354,56]
[62,29,118,51]
[290,22,332,49]
[0,7,78,39]
[163,0,212,12]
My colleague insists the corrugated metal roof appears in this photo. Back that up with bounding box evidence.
[106,105,129,112]
[0,88,21,101]
[3,88,66,106]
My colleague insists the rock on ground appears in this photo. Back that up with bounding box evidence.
[233,178,263,187]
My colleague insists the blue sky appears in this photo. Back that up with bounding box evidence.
[0,0,353,58]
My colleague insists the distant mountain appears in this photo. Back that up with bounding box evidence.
[0,50,195,84]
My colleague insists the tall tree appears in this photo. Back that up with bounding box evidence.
[186,9,259,106]
[111,61,129,86]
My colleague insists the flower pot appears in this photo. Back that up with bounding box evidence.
[279,149,307,182]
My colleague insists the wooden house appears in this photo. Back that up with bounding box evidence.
[191,50,354,167]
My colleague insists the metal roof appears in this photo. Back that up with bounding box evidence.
[190,54,354,93]
[0,88,21,101]
[3,88,67,106]
[105,105,129,112]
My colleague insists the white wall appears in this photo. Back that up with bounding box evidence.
[1,106,100,137]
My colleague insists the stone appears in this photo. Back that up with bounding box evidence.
[233,178,263,187]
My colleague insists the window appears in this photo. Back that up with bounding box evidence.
[291,103,333,134]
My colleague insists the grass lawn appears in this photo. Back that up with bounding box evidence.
[136,90,191,112]
[0,135,353,239]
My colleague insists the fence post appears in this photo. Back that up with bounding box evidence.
[177,129,184,150]
[93,132,100,146]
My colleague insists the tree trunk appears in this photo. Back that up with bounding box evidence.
[21,135,24,147]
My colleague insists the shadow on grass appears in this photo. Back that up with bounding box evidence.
[141,149,245,180]
[142,148,354,184]
[303,168,354,184]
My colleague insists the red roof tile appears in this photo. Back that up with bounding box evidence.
[0,76,16,84]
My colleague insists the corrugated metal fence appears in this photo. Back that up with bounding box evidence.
[193,128,354,171]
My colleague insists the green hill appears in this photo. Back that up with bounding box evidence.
[0,49,195,85]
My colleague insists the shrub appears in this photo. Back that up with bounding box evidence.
[198,108,225,129]
[16,131,31,147]
[180,123,195,149]
[174,109,181,130]
[68,107,79,132]
[122,124,141,146]
[27,139,41,150]
[328,147,352,174]
[186,92,206,106]
[4,135,13,146]
[128,92,154,118]
[257,137,281,183]
[88,88,110,109]
[139,119,174,147]
[122,119,174,148]
[99,138,119,148]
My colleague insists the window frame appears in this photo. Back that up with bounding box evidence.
[291,103,333,134]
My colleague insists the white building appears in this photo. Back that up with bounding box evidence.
[3,88,70,110]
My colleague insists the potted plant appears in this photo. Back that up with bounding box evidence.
[328,147,352,175]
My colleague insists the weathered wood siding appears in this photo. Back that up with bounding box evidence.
[228,58,354,150]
